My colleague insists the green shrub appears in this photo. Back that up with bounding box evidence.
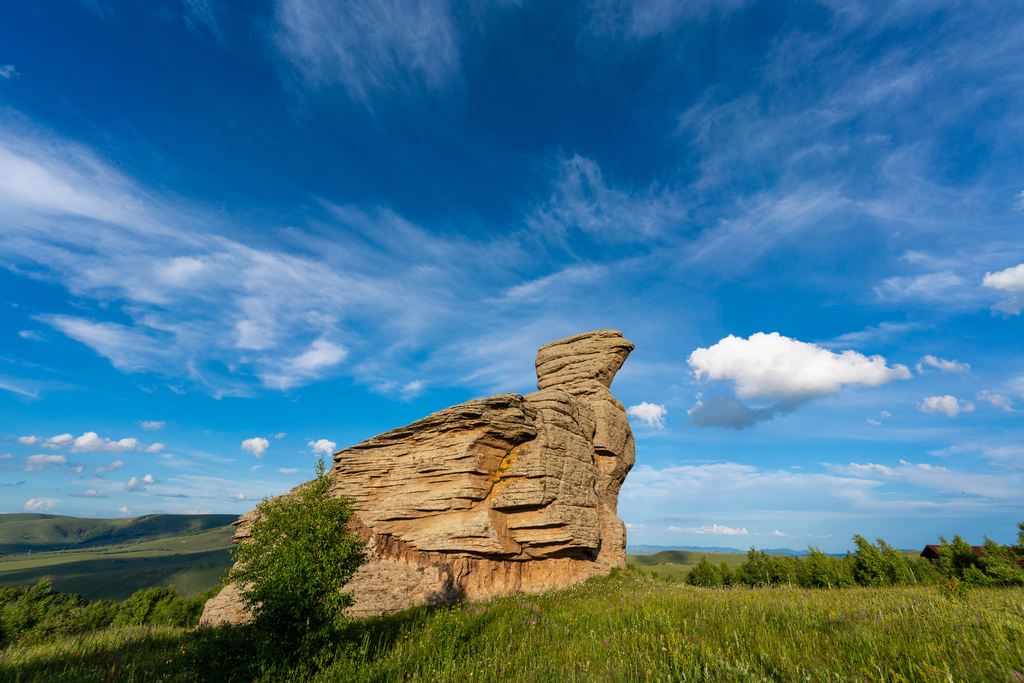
[686,557,721,587]
[227,456,367,660]
[800,546,853,588]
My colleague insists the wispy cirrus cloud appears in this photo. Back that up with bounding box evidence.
[271,0,461,102]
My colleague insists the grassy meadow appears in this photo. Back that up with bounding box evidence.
[3,569,1023,682]
[0,514,236,600]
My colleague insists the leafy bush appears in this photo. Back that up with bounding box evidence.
[686,557,721,587]
[800,546,854,588]
[226,456,367,659]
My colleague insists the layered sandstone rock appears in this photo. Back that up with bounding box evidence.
[202,330,635,623]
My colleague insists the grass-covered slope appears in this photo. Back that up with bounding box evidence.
[0,513,237,554]
[3,571,1023,682]
[0,514,237,600]
[627,550,748,581]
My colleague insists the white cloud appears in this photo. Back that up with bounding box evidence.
[17,436,39,446]
[1014,190,1024,211]
[983,263,1024,316]
[837,460,1018,500]
[24,498,58,511]
[260,339,347,390]
[95,459,125,473]
[227,493,253,501]
[18,330,42,341]
[827,321,923,348]
[140,421,165,431]
[308,439,336,455]
[23,454,68,471]
[976,390,1013,411]
[125,474,159,491]
[241,437,270,458]
[529,154,687,242]
[915,355,969,374]
[272,0,461,103]
[874,272,964,302]
[983,263,1024,292]
[689,333,911,403]
[278,467,299,474]
[880,411,891,418]
[624,523,646,530]
[118,506,131,515]
[0,65,17,80]
[71,432,143,453]
[670,524,749,535]
[686,333,911,427]
[626,402,667,429]
[68,489,108,498]
[145,442,165,453]
[43,434,74,449]
[867,418,881,425]
[273,432,287,440]
[918,395,975,417]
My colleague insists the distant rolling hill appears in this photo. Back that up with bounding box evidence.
[0,513,238,554]
[0,513,239,601]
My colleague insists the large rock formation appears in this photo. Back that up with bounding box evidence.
[202,330,635,624]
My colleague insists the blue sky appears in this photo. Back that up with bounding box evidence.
[1,0,1022,552]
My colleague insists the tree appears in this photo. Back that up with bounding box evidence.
[227,456,367,657]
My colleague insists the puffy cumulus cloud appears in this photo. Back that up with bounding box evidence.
[308,439,336,455]
[24,498,58,511]
[23,454,68,471]
[72,432,143,453]
[140,421,165,431]
[260,339,347,391]
[626,402,667,429]
[118,506,131,515]
[125,474,159,491]
[68,489,108,498]
[915,355,970,374]
[145,443,165,453]
[670,524,749,535]
[241,437,270,458]
[984,263,1024,316]
[95,459,125,473]
[918,395,975,417]
[33,431,154,454]
[227,493,253,501]
[977,390,1014,411]
[688,333,912,405]
[42,434,73,449]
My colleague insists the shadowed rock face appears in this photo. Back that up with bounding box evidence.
[201,330,635,624]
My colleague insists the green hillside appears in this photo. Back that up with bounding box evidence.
[0,513,238,600]
[0,513,238,555]
[628,550,751,581]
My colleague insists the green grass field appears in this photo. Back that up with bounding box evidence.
[3,570,1022,682]
[0,514,237,600]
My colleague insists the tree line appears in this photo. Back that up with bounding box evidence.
[677,523,1024,593]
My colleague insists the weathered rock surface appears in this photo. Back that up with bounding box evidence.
[202,330,635,623]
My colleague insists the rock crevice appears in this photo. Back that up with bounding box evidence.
[202,329,635,623]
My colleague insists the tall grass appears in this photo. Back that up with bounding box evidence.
[3,569,1023,682]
